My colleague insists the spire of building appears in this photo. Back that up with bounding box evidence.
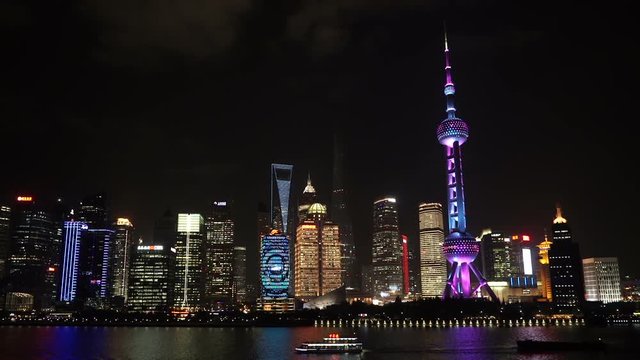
[554,203,567,224]
[443,27,457,119]
[303,172,315,194]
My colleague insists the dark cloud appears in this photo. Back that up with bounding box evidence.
[82,0,252,67]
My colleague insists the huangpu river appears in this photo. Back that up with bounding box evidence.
[1,325,639,359]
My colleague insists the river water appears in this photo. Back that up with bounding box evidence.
[0,325,638,359]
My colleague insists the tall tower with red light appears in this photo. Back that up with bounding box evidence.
[438,31,498,301]
[401,235,410,294]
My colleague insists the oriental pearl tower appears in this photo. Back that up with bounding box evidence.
[438,31,499,301]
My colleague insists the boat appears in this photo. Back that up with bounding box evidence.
[295,333,363,354]
[517,339,607,353]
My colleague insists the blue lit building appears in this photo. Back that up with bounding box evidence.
[259,232,294,311]
[60,221,88,302]
[260,233,290,298]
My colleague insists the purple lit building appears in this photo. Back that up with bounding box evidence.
[437,31,498,301]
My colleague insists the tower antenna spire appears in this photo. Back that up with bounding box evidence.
[443,23,456,119]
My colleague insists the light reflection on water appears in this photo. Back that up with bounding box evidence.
[0,325,638,360]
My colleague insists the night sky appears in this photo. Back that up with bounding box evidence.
[2,1,638,283]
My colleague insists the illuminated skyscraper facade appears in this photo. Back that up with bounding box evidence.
[60,221,88,302]
[537,234,553,301]
[480,231,512,281]
[111,218,134,302]
[0,205,10,281]
[204,202,234,307]
[549,205,585,312]
[7,196,59,310]
[271,164,293,233]
[583,257,622,304]
[418,203,446,297]
[78,228,115,303]
[402,235,410,295]
[174,213,204,311]
[294,203,341,301]
[437,32,498,301]
[332,133,357,289]
[371,197,402,297]
[259,231,294,312]
[298,174,317,222]
[128,245,175,312]
[232,246,247,303]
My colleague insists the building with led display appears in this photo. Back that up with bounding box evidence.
[259,231,293,311]
[332,133,357,290]
[371,197,402,298]
[294,203,341,302]
[583,257,622,304]
[174,213,204,311]
[418,203,446,297]
[437,32,498,301]
[111,218,134,304]
[204,202,235,308]
[128,245,175,312]
[549,205,585,312]
[232,246,247,303]
[6,196,59,310]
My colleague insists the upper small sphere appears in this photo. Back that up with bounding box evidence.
[437,118,469,147]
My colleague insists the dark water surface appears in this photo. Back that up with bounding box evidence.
[0,325,638,360]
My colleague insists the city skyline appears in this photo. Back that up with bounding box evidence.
[2,3,638,283]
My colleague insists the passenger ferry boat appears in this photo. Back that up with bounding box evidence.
[295,333,363,354]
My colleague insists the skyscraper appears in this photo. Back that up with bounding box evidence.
[418,203,446,298]
[549,205,585,312]
[294,203,341,301]
[174,213,204,311]
[271,164,293,233]
[437,32,497,301]
[78,228,115,304]
[537,233,553,301]
[232,246,247,303]
[203,202,235,308]
[153,210,176,248]
[259,231,294,312]
[78,193,107,228]
[60,220,88,302]
[0,205,11,281]
[298,174,317,222]
[371,197,402,298]
[401,235,410,295]
[583,257,622,304]
[480,231,512,281]
[111,218,134,303]
[332,133,357,289]
[6,196,58,310]
[128,245,175,312]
